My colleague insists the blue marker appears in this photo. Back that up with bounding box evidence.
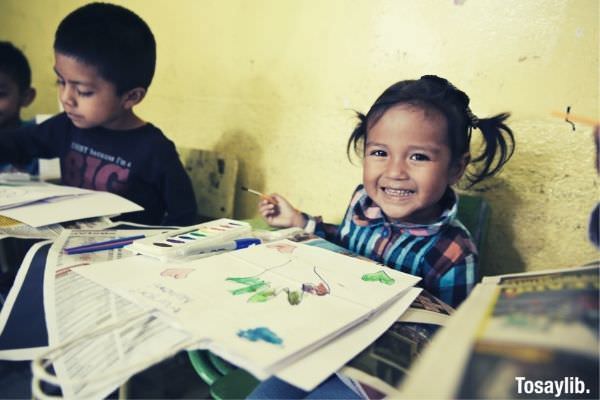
[175,237,261,257]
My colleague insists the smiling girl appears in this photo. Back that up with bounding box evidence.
[259,75,515,308]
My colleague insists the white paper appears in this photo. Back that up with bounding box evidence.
[276,287,422,391]
[0,182,91,209]
[0,222,63,239]
[1,191,142,227]
[34,229,191,399]
[74,240,421,380]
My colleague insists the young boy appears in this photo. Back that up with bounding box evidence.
[0,3,197,226]
[0,41,38,175]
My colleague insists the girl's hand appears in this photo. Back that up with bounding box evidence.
[258,193,306,228]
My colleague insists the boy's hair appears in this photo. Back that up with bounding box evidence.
[347,75,515,187]
[0,41,32,92]
[53,2,156,95]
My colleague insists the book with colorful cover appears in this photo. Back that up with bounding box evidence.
[401,263,599,399]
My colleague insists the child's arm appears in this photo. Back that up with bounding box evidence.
[258,193,306,228]
[0,115,66,164]
[258,193,340,242]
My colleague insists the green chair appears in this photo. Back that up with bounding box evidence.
[456,193,490,254]
[187,350,259,399]
[187,195,490,399]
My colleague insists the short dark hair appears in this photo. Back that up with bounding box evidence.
[0,41,32,92]
[54,2,156,95]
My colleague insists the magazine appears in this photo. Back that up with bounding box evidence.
[401,263,599,399]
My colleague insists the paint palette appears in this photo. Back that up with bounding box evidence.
[127,218,252,260]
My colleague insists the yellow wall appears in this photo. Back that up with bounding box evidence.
[1,0,598,276]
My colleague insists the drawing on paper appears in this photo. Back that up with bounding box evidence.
[248,289,278,303]
[266,242,297,254]
[284,289,303,305]
[160,268,194,279]
[362,270,396,285]
[227,266,330,305]
[237,327,283,345]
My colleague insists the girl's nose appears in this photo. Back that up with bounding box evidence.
[385,157,409,179]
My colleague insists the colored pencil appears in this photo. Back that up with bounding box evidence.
[64,234,145,253]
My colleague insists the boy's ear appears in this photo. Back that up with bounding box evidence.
[19,88,36,108]
[120,87,146,110]
[449,152,470,184]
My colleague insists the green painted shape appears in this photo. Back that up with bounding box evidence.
[361,270,395,285]
[248,289,277,303]
[226,276,264,285]
[287,290,303,305]
[230,282,267,295]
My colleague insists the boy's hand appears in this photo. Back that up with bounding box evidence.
[258,193,306,229]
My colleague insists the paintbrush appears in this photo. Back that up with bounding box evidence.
[241,186,278,204]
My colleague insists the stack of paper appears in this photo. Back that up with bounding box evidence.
[19,233,421,398]
[74,241,420,378]
[0,181,142,227]
[1,227,422,398]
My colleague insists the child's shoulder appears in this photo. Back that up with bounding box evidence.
[438,219,478,256]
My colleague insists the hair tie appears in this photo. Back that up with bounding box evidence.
[466,107,479,128]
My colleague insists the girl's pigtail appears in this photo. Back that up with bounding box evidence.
[347,112,367,161]
[466,112,515,187]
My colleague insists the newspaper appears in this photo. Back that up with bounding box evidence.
[0,214,63,240]
[32,229,194,399]
[401,264,599,399]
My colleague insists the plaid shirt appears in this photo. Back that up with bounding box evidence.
[315,185,478,307]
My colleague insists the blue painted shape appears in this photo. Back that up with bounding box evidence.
[237,327,283,345]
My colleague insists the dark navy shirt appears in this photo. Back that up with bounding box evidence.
[0,113,197,226]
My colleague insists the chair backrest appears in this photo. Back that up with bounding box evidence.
[456,193,490,257]
[177,147,239,221]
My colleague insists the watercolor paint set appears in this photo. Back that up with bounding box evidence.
[127,218,252,260]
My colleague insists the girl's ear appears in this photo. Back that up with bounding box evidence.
[449,152,470,184]
[121,87,146,110]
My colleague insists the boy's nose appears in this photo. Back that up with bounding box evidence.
[59,85,76,108]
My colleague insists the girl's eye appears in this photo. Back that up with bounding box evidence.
[368,149,387,157]
[77,90,93,97]
[55,79,65,86]
[410,153,430,161]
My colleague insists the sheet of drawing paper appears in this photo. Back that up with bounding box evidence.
[276,287,422,391]
[39,229,191,399]
[1,191,143,227]
[0,241,52,359]
[43,229,167,346]
[47,275,192,399]
[0,182,91,209]
[75,240,420,377]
